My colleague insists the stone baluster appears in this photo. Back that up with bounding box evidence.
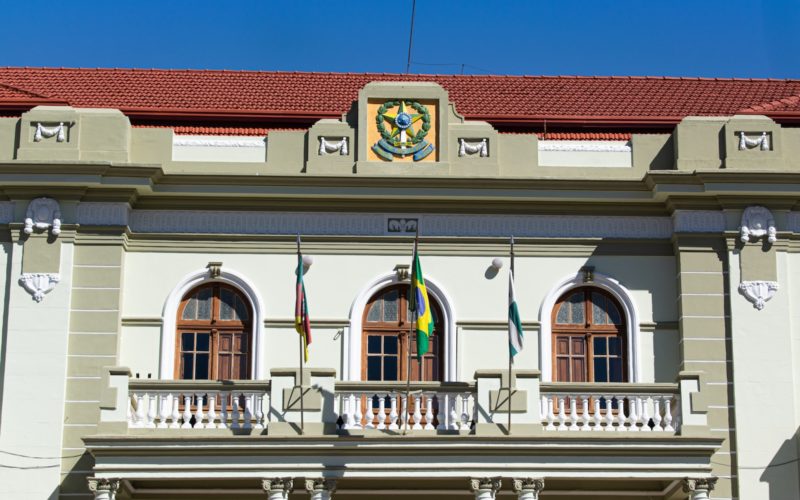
[133,392,146,428]
[663,396,675,432]
[262,478,293,500]
[145,393,157,428]
[87,477,119,500]
[640,396,651,432]
[254,393,265,429]
[424,394,435,430]
[365,395,376,429]
[305,478,337,500]
[652,397,663,431]
[181,394,193,429]
[194,393,206,429]
[556,396,567,431]
[339,393,351,429]
[353,394,363,429]
[604,396,615,431]
[231,393,241,429]
[376,394,387,430]
[513,478,545,500]
[158,393,171,428]
[207,393,217,429]
[682,477,717,500]
[243,393,254,429]
[218,392,228,429]
[412,395,423,430]
[449,394,460,430]
[580,396,591,431]
[470,477,502,500]
[436,393,449,430]
[170,393,181,428]
[568,397,579,431]
[628,396,639,432]
[460,394,472,431]
[544,396,555,430]
[616,395,627,431]
[593,397,603,430]
[388,394,399,430]
[400,395,409,430]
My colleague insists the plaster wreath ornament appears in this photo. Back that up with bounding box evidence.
[458,138,489,157]
[738,131,770,151]
[371,99,435,161]
[739,205,776,244]
[738,280,778,310]
[318,137,348,155]
[34,122,66,142]
[19,273,61,302]
[23,197,62,236]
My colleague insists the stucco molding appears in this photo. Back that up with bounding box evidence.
[538,271,642,383]
[34,122,66,142]
[738,280,778,310]
[172,137,266,148]
[160,265,267,379]
[738,131,770,151]
[130,210,673,239]
[740,205,776,243]
[24,197,61,236]
[458,138,489,157]
[346,271,457,381]
[19,273,60,302]
[76,202,131,226]
[318,137,349,155]
[513,478,545,495]
[682,477,717,493]
[672,210,726,233]
[87,477,119,496]
[537,140,631,152]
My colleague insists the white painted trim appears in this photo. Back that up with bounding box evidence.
[172,136,266,148]
[537,140,631,152]
[345,272,457,382]
[538,271,641,383]
[160,267,266,379]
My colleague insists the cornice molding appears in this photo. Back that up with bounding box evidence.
[672,210,726,233]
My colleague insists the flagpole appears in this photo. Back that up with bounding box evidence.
[297,234,305,435]
[508,235,515,435]
[403,228,418,435]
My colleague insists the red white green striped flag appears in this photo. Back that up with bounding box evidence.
[295,239,311,363]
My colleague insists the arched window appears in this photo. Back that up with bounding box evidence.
[176,283,253,380]
[362,285,444,382]
[552,287,626,383]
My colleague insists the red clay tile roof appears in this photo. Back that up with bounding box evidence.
[2,68,800,128]
[741,94,800,113]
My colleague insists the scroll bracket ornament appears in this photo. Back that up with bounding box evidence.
[34,122,66,142]
[23,197,62,237]
[739,281,778,310]
[319,137,348,156]
[740,205,776,244]
[459,138,489,157]
[19,273,60,302]
[738,131,770,151]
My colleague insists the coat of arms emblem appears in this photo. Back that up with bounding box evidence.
[371,100,435,161]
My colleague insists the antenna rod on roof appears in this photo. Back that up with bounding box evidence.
[405,0,417,74]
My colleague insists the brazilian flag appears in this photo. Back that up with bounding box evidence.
[409,241,433,358]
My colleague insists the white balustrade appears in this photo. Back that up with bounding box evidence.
[127,386,269,430]
[539,392,680,432]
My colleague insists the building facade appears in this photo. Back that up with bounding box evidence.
[1,69,800,499]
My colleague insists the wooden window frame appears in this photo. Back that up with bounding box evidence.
[175,283,253,381]
[551,287,627,383]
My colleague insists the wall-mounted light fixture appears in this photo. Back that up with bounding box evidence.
[490,257,504,271]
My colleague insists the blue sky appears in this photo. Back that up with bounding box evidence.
[2,0,798,78]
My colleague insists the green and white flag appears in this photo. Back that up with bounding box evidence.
[508,269,524,359]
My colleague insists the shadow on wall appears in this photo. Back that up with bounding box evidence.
[760,427,800,500]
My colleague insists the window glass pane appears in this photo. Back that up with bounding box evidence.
[182,353,194,379]
[569,292,584,324]
[610,358,623,382]
[196,333,210,352]
[195,353,210,379]
[181,332,194,351]
[367,336,381,354]
[182,298,197,320]
[556,303,569,323]
[384,356,398,380]
[383,289,398,322]
[384,336,398,354]
[234,295,249,320]
[593,337,607,355]
[219,288,234,320]
[609,337,621,356]
[594,358,608,382]
[366,301,381,322]
[591,292,608,325]
[196,288,212,319]
[367,357,381,381]
[607,301,622,325]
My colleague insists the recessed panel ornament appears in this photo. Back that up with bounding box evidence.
[371,100,435,161]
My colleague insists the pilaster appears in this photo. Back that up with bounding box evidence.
[305,478,336,500]
[682,477,717,500]
[512,478,545,500]
[87,477,120,500]
[470,477,502,500]
[262,478,294,500]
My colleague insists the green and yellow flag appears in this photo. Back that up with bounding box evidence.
[409,239,433,358]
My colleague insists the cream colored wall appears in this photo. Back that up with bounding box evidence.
[730,250,800,499]
[121,250,678,383]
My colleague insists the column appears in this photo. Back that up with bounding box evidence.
[512,478,545,500]
[87,478,119,500]
[682,478,717,500]
[262,478,294,500]
[470,477,502,500]
[305,478,336,500]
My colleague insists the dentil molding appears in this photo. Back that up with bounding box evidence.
[738,280,778,310]
[19,273,60,302]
